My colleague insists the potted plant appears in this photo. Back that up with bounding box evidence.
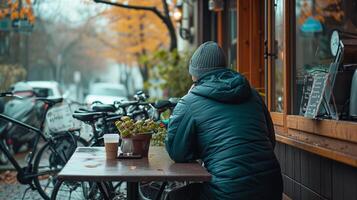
[115,116,165,156]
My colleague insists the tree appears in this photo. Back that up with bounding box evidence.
[23,0,110,83]
[28,18,98,81]
[298,0,344,25]
[93,0,177,51]
[0,64,26,91]
[0,0,35,24]
[142,49,192,97]
[91,0,174,82]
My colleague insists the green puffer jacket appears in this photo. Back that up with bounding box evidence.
[165,69,283,200]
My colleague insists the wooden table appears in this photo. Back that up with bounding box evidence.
[55,147,211,200]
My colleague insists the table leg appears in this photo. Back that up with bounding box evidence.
[155,182,168,200]
[97,182,111,200]
[127,182,139,200]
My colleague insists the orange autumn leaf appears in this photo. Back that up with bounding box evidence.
[298,0,343,25]
[10,11,19,20]
[0,0,35,22]
[99,0,171,64]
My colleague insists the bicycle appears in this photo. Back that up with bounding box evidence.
[0,92,88,200]
[49,105,122,200]
[50,92,179,200]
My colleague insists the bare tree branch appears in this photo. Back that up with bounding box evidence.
[94,0,159,12]
[93,0,177,50]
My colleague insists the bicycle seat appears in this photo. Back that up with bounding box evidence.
[154,99,178,110]
[36,97,63,106]
[72,112,103,122]
[74,108,93,113]
[118,101,139,108]
[154,100,172,109]
[91,104,116,112]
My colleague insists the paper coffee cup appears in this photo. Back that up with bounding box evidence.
[103,134,119,159]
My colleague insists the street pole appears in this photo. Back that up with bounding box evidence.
[56,54,62,81]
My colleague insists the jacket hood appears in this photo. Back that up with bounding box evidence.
[191,69,251,104]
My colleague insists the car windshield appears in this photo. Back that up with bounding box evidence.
[33,88,54,97]
[90,87,127,97]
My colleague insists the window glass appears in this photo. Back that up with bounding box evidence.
[294,0,357,115]
[272,0,285,112]
[227,1,237,69]
[33,88,53,97]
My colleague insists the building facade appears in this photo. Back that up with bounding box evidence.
[177,0,357,199]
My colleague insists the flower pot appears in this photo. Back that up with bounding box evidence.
[132,134,152,157]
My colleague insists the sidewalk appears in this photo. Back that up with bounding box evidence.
[0,151,43,199]
[0,183,43,200]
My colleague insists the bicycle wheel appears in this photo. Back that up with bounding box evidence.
[51,180,113,200]
[33,133,88,200]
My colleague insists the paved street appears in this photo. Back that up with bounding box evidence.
[0,149,47,199]
[0,182,43,200]
[0,151,43,199]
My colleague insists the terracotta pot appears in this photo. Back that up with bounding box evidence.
[121,134,152,157]
[132,134,152,157]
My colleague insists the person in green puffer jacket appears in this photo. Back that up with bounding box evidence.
[165,41,283,200]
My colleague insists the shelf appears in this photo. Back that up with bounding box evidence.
[271,112,284,126]
[276,131,357,167]
[286,115,357,144]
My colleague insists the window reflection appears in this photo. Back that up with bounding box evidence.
[272,0,285,112]
[227,5,237,70]
[294,0,357,115]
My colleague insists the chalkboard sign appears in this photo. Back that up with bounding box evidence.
[299,75,314,115]
[304,73,328,119]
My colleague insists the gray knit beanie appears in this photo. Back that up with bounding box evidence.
[189,41,227,78]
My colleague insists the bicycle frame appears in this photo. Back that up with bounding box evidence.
[0,104,74,184]
[0,114,44,173]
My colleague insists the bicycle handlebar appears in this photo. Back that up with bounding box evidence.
[0,92,23,99]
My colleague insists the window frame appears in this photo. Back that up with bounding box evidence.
[265,0,357,167]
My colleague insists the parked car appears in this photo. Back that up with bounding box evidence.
[84,83,128,104]
[26,81,63,98]
[0,82,45,159]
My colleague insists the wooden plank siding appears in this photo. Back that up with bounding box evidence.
[276,131,357,167]
[236,0,265,91]
[276,142,357,200]
[287,115,357,144]
[271,112,284,126]
[237,0,251,76]
[266,0,273,110]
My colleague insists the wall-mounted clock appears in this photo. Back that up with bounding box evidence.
[330,30,340,57]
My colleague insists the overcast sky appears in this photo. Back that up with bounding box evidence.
[34,0,107,26]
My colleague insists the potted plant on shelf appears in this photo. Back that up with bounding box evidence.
[115,116,166,156]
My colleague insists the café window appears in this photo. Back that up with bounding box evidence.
[225,0,237,70]
[272,0,285,112]
[294,0,357,118]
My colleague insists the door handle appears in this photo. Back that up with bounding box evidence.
[264,40,278,59]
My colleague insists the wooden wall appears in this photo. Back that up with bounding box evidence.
[276,142,357,200]
[237,0,265,91]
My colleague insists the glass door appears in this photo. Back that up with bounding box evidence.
[265,0,285,112]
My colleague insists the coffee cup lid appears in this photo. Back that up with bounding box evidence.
[103,134,119,143]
